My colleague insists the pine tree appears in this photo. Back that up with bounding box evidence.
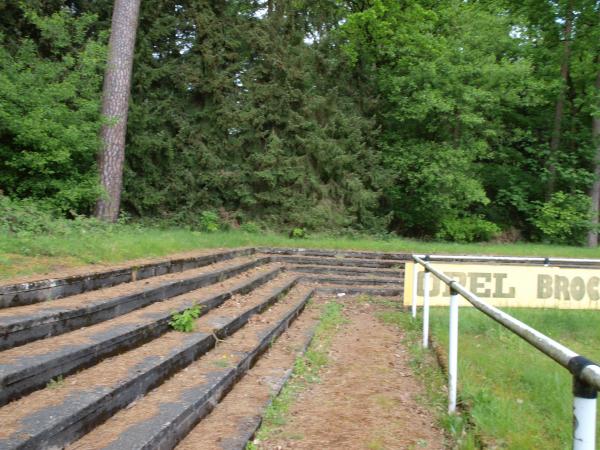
[95,0,141,222]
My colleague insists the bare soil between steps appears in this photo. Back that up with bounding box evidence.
[257,300,446,450]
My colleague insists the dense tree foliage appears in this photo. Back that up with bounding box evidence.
[1,0,599,243]
[0,1,107,213]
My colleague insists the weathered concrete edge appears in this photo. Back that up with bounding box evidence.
[0,248,405,309]
[129,288,314,450]
[316,286,403,297]
[3,279,300,450]
[272,255,404,269]
[0,267,404,404]
[0,257,271,351]
[289,265,403,278]
[224,323,317,450]
[259,247,411,261]
[0,248,256,308]
[300,275,402,286]
[0,267,284,407]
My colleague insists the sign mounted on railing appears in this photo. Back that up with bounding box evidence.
[405,262,600,309]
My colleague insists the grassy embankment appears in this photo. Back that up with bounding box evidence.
[4,224,600,279]
[389,307,600,449]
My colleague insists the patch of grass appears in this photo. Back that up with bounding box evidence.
[4,224,600,280]
[428,307,600,449]
[367,435,385,449]
[169,304,202,332]
[374,394,397,410]
[376,308,478,449]
[46,375,65,389]
[212,356,231,368]
[251,301,346,446]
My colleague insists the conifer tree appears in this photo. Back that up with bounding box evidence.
[95,0,141,221]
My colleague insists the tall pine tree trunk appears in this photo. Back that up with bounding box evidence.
[547,0,573,196]
[587,64,600,247]
[95,0,141,222]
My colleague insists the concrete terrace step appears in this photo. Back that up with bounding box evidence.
[0,264,283,406]
[0,247,406,450]
[0,256,270,350]
[272,255,405,269]
[289,264,403,278]
[67,285,316,450]
[0,275,301,449]
[0,248,255,308]
[299,274,402,286]
[259,247,410,261]
[317,285,403,297]
[175,304,318,450]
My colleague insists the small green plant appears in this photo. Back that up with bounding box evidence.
[199,211,220,232]
[240,221,261,233]
[531,191,591,245]
[356,294,373,304]
[169,304,202,332]
[47,375,65,389]
[435,215,500,243]
[289,227,307,239]
[212,355,231,368]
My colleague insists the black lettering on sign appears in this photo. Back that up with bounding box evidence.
[494,274,516,298]
[587,277,600,301]
[554,276,570,301]
[537,275,553,299]
[570,277,585,301]
[537,274,600,302]
[469,273,492,297]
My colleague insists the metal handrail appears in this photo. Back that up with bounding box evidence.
[412,255,599,450]
[413,253,600,265]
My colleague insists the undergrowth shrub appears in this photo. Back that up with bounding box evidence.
[0,195,120,236]
[0,196,55,234]
[289,227,307,239]
[199,211,220,232]
[0,6,105,213]
[240,221,261,233]
[435,215,500,243]
[531,191,591,245]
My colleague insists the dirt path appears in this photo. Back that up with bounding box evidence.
[257,301,446,450]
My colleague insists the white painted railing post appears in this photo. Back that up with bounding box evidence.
[411,261,418,319]
[413,254,600,448]
[573,377,597,450]
[448,288,459,414]
[422,262,430,349]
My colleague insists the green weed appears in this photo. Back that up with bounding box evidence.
[289,227,307,239]
[212,356,231,368]
[169,305,202,332]
[240,221,261,234]
[367,435,385,450]
[199,211,220,233]
[46,375,65,389]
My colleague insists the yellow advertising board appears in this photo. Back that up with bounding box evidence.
[404,262,600,309]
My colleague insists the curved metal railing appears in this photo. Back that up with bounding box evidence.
[412,255,599,450]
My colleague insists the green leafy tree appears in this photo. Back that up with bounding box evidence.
[0,3,106,213]
[340,0,544,237]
